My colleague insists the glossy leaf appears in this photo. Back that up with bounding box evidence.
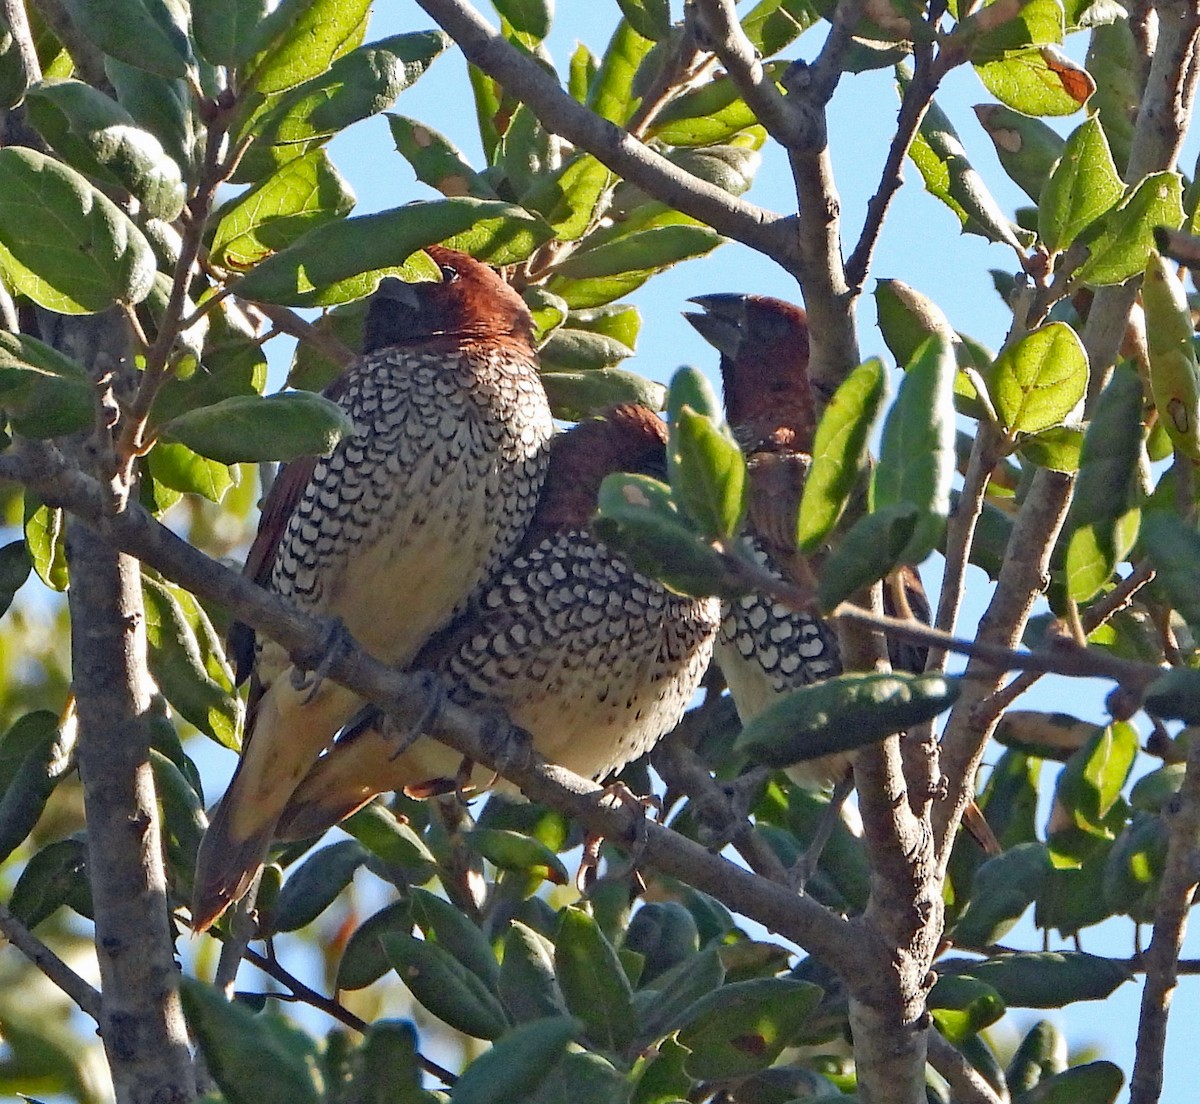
[147,442,235,503]
[234,198,552,305]
[555,224,725,281]
[948,952,1131,1007]
[1073,171,1184,286]
[974,103,1066,203]
[181,978,323,1104]
[928,975,1006,1043]
[499,921,570,1023]
[1051,722,1137,839]
[741,0,820,56]
[669,406,746,542]
[272,840,367,932]
[211,150,356,271]
[555,907,636,1052]
[676,978,822,1079]
[816,502,920,610]
[1065,508,1139,603]
[243,0,369,96]
[193,0,272,66]
[1038,116,1123,253]
[160,391,353,464]
[952,842,1053,947]
[141,574,242,747]
[1017,424,1084,472]
[59,0,191,79]
[0,147,155,313]
[451,1017,580,1104]
[735,672,961,767]
[798,359,886,551]
[989,323,1088,436]
[24,499,68,592]
[523,154,612,241]
[876,336,956,563]
[26,79,186,221]
[541,369,666,421]
[976,45,1095,117]
[0,331,94,439]
[384,933,510,1039]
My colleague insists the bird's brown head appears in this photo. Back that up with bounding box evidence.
[363,245,535,353]
[684,293,816,455]
[530,404,668,537]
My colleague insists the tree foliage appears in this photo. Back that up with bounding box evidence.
[0,1,1197,1103]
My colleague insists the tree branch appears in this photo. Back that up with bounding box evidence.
[925,1029,1007,1104]
[412,0,797,267]
[0,900,103,1021]
[1130,737,1200,1104]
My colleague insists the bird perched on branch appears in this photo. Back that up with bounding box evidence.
[274,404,723,841]
[192,247,554,931]
[685,293,930,792]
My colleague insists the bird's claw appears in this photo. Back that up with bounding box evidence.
[290,617,354,704]
[386,671,448,762]
[576,783,657,893]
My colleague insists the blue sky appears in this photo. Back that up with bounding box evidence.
[265,0,1200,1094]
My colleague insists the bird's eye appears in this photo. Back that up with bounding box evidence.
[438,264,459,282]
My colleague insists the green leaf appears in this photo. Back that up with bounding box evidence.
[493,0,554,39]
[951,842,1053,946]
[1017,424,1084,471]
[1143,667,1200,722]
[741,0,820,56]
[1143,248,1200,459]
[450,1017,580,1104]
[0,331,94,438]
[539,326,633,372]
[23,499,68,591]
[382,933,510,1039]
[59,0,192,79]
[523,154,612,241]
[271,840,367,932]
[649,70,781,146]
[1065,508,1139,603]
[0,13,32,109]
[0,147,155,313]
[141,573,242,747]
[238,31,450,179]
[973,102,1066,203]
[1085,18,1136,172]
[1141,511,1200,631]
[105,60,195,176]
[904,82,1027,248]
[555,907,636,1052]
[1016,1061,1123,1104]
[624,902,700,985]
[1073,171,1184,286]
[676,978,822,1079]
[928,975,1005,1043]
[341,801,436,869]
[9,837,91,927]
[798,358,886,551]
[735,672,961,767]
[666,365,721,422]
[147,442,235,503]
[669,406,746,542]
[181,978,323,1104]
[150,748,206,882]
[975,45,1095,117]
[1103,812,1167,920]
[638,946,726,1040]
[1037,116,1123,254]
[499,921,570,1023]
[875,278,958,369]
[336,900,413,991]
[193,0,272,66]
[352,1020,425,1099]
[555,224,725,281]
[160,391,353,464]
[211,150,356,271]
[388,114,496,200]
[989,322,1088,436]
[875,336,956,563]
[466,827,569,885]
[234,197,552,306]
[587,19,655,125]
[959,0,1065,63]
[541,368,666,421]
[1052,722,1137,838]
[26,79,186,221]
[528,1050,629,1104]
[0,712,73,865]
[951,953,1131,1007]
[1065,365,1142,530]
[243,0,369,95]
[1007,1019,1068,1092]
[816,502,920,609]
[411,886,500,989]
[615,0,671,40]
[0,539,31,618]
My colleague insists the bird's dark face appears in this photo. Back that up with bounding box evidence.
[362,245,535,353]
[533,404,668,533]
[684,293,815,454]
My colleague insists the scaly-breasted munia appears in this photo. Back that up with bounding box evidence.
[192,247,554,930]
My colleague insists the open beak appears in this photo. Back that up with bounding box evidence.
[682,293,754,361]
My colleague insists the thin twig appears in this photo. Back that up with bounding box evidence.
[251,301,356,374]
[1130,738,1200,1104]
[0,900,103,1021]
